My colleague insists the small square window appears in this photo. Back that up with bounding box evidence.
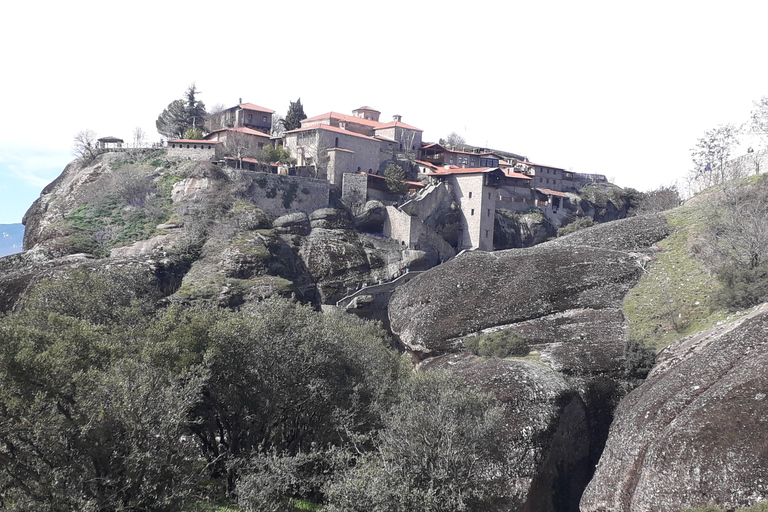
[471,208,475,216]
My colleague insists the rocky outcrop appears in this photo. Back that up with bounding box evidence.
[390,215,670,360]
[580,303,768,512]
[422,353,594,512]
[494,210,557,249]
[353,200,387,231]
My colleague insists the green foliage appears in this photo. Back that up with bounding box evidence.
[260,144,295,168]
[61,169,181,256]
[185,128,204,140]
[283,98,307,131]
[157,83,208,139]
[712,261,768,310]
[623,338,656,379]
[557,216,596,237]
[323,371,511,512]
[383,163,408,195]
[464,330,530,358]
[0,270,204,511]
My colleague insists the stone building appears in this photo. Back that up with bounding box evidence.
[207,101,274,134]
[167,139,222,160]
[428,167,505,251]
[285,107,422,186]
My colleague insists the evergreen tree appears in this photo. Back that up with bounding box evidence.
[283,98,307,131]
[156,83,208,139]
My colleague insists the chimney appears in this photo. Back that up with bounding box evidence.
[393,114,402,122]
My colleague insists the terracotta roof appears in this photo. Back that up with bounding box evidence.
[514,160,566,171]
[329,147,354,153]
[285,123,382,142]
[353,106,380,112]
[428,167,496,176]
[302,111,384,128]
[537,188,568,197]
[207,127,271,138]
[376,120,423,132]
[238,103,275,114]
[504,171,533,180]
[169,139,221,144]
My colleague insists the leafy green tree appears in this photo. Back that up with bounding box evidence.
[149,298,405,493]
[156,83,208,139]
[384,163,409,194]
[324,371,510,512]
[260,144,296,169]
[283,98,307,131]
[185,128,204,139]
[0,270,204,511]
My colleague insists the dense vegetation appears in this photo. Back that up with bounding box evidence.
[0,268,511,511]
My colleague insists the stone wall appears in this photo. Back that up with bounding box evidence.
[244,173,331,217]
[450,174,496,251]
[341,173,368,207]
[167,142,221,161]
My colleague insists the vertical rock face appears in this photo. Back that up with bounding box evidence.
[580,304,768,512]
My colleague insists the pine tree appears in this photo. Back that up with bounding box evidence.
[282,98,307,131]
[156,84,208,139]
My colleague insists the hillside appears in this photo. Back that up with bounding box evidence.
[2,150,768,511]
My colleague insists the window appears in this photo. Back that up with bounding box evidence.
[487,209,491,217]
[471,209,475,215]
[469,191,472,198]
[485,230,489,238]
[262,116,267,123]
[488,192,491,199]
[248,114,253,122]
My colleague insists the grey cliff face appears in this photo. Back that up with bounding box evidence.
[580,303,768,512]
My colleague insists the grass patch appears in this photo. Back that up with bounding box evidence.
[623,202,744,352]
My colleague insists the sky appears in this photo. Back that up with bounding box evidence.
[2,0,768,224]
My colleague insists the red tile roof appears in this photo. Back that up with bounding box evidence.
[207,127,271,138]
[376,120,423,132]
[504,171,533,180]
[302,111,384,128]
[285,123,382,142]
[537,188,568,197]
[354,106,380,112]
[169,139,221,144]
[238,103,275,114]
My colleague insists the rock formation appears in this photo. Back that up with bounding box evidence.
[580,303,768,512]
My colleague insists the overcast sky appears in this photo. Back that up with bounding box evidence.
[2,0,768,224]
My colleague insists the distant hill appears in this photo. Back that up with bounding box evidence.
[0,224,24,257]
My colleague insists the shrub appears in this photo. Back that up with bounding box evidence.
[558,216,596,237]
[712,261,768,310]
[464,330,530,358]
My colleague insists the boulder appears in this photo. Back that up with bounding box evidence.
[309,208,352,230]
[389,214,670,358]
[353,200,387,231]
[580,303,768,512]
[273,212,310,235]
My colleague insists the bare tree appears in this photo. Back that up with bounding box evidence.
[204,103,227,132]
[441,132,466,150]
[132,126,146,148]
[223,131,259,169]
[72,129,100,162]
[688,124,740,192]
[271,114,285,138]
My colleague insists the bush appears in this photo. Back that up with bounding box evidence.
[712,261,768,310]
[558,216,596,237]
[464,330,530,358]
